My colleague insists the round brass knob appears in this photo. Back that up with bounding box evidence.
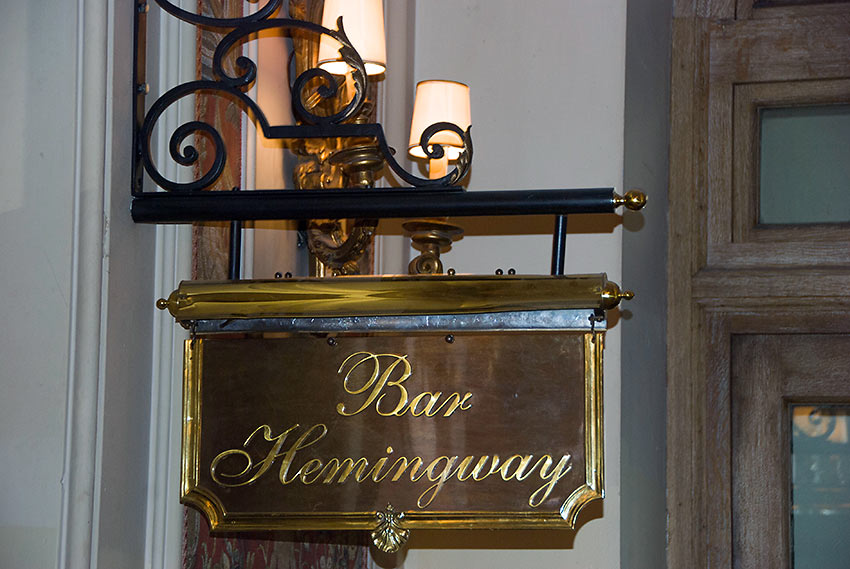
[600,282,636,309]
[614,189,647,211]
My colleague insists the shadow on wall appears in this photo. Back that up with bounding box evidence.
[379,214,623,237]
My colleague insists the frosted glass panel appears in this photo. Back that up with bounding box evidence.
[759,105,850,224]
[791,405,850,569]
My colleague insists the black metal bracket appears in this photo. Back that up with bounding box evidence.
[133,2,640,277]
[133,1,473,196]
[131,187,619,223]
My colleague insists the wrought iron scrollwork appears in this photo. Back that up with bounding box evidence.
[151,0,284,29]
[137,7,473,194]
[139,15,370,192]
[378,122,473,188]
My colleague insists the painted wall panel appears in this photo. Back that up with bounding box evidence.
[0,2,78,567]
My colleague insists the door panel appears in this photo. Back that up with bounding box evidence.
[791,404,850,569]
[758,104,850,225]
[731,334,850,568]
[668,2,850,567]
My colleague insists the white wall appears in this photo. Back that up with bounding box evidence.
[0,2,156,568]
[399,1,627,567]
[0,2,77,566]
[620,1,671,567]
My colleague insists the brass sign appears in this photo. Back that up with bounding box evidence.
[182,331,603,550]
[160,275,624,550]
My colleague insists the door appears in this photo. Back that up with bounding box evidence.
[667,1,850,567]
[732,334,850,569]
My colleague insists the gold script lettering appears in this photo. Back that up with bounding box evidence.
[278,424,328,484]
[529,454,573,507]
[210,424,574,511]
[210,424,298,487]
[336,351,472,417]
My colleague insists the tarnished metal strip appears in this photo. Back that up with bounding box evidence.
[192,309,606,334]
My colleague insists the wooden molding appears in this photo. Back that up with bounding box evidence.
[731,79,850,246]
[705,14,850,269]
[667,2,850,567]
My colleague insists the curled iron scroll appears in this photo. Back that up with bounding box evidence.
[150,0,284,29]
[138,13,473,191]
[376,122,473,187]
[139,17,366,192]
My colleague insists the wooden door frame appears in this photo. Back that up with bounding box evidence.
[667,1,850,567]
[668,301,850,567]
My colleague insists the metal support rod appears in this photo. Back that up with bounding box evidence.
[227,221,242,281]
[131,187,618,223]
[228,220,242,280]
[551,215,567,276]
[228,187,242,280]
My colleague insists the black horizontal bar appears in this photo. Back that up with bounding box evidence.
[131,187,617,223]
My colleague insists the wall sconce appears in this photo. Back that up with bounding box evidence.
[294,0,388,276]
[404,80,471,274]
[409,80,471,179]
[317,0,386,77]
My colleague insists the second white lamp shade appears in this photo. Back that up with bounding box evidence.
[408,80,471,161]
[317,0,386,76]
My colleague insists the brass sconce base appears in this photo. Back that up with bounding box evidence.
[305,142,384,276]
[403,219,464,275]
[329,143,384,189]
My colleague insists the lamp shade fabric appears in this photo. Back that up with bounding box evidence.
[317,0,386,76]
[408,80,471,160]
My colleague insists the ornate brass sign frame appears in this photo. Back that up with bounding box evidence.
[160,275,622,551]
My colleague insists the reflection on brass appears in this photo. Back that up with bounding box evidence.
[306,218,376,276]
[561,333,605,525]
[600,280,634,310]
[180,331,604,533]
[158,274,632,323]
[372,504,409,553]
[402,219,464,275]
[613,189,647,211]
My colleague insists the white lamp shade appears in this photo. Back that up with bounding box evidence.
[408,80,471,160]
[317,0,386,76]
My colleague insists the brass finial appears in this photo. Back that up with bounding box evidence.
[613,189,647,211]
[600,282,635,309]
[156,298,169,310]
